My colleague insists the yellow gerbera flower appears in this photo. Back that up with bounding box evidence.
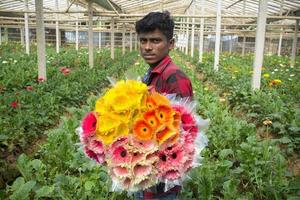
[263,73,270,78]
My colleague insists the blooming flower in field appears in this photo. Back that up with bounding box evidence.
[10,101,19,108]
[269,79,282,86]
[263,73,270,78]
[263,119,272,126]
[25,86,33,91]
[2,60,8,64]
[290,74,295,77]
[38,77,45,82]
[274,69,279,72]
[59,67,71,75]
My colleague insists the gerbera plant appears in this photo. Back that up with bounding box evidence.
[76,80,208,192]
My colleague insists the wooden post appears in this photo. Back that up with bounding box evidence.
[20,27,24,45]
[252,0,268,90]
[214,0,222,71]
[88,1,94,68]
[35,0,47,81]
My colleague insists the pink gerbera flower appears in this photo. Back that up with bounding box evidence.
[111,145,131,166]
[81,112,97,138]
[84,147,105,164]
[131,138,156,153]
[87,139,105,155]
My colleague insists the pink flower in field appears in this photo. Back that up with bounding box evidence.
[25,85,33,91]
[10,101,19,108]
[81,112,97,138]
[59,66,71,75]
[37,77,45,82]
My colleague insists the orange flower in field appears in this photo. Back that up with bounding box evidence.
[155,105,174,124]
[143,110,159,130]
[133,119,154,141]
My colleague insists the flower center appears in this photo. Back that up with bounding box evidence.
[121,150,127,157]
[172,153,177,159]
[161,154,167,161]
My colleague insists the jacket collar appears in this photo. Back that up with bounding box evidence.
[151,55,172,74]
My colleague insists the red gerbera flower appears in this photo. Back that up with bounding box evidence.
[10,101,19,108]
[81,112,97,138]
[25,86,33,91]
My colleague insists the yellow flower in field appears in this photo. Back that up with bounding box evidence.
[269,79,282,86]
[204,87,209,91]
[263,119,272,126]
[261,67,266,70]
[234,70,239,73]
[263,73,270,78]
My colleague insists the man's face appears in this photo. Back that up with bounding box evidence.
[138,29,174,65]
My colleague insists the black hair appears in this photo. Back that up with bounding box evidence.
[135,11,174,40]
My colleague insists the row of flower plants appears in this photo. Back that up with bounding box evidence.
[0,43,138,189]
[3,51,298,199]
[180,51,300,156]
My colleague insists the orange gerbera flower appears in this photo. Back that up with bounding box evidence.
[146,92,170,109]
[155,105,174,124]
[143,110,159,130]
[133,119,154,141]
[156,126,177,145]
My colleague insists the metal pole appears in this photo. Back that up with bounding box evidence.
[110,18,115,59]
[130,31,133,52]
[191,4,195,57]
[88,1,94,68]
[242,0,246,56]
[252,0,268,90]
[35,0,46,81]
[291,19,299,67]
[213,0,222,71]
[185,18,189,55]
[75,4,79,50]
[135,33,138,50]
[24,0,30,54]
[122,23,125,55]
[278,0,284,56]
[20,26,24,45]
[199,0,205,62]
[55,0,59,53]
[99,21,102,49]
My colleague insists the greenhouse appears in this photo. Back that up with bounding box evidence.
[0,0,299,199]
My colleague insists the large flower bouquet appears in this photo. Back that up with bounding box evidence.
[77,80,208,192]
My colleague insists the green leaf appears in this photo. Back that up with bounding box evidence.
[11,177,25,192]
[84,181,95,191]
[219,149,234,159]
[279,137,292,144]
[9,180,36,200]
[35,186,54,199]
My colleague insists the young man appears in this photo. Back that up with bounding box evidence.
[136,11,193,99]
[134,11,193,200]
